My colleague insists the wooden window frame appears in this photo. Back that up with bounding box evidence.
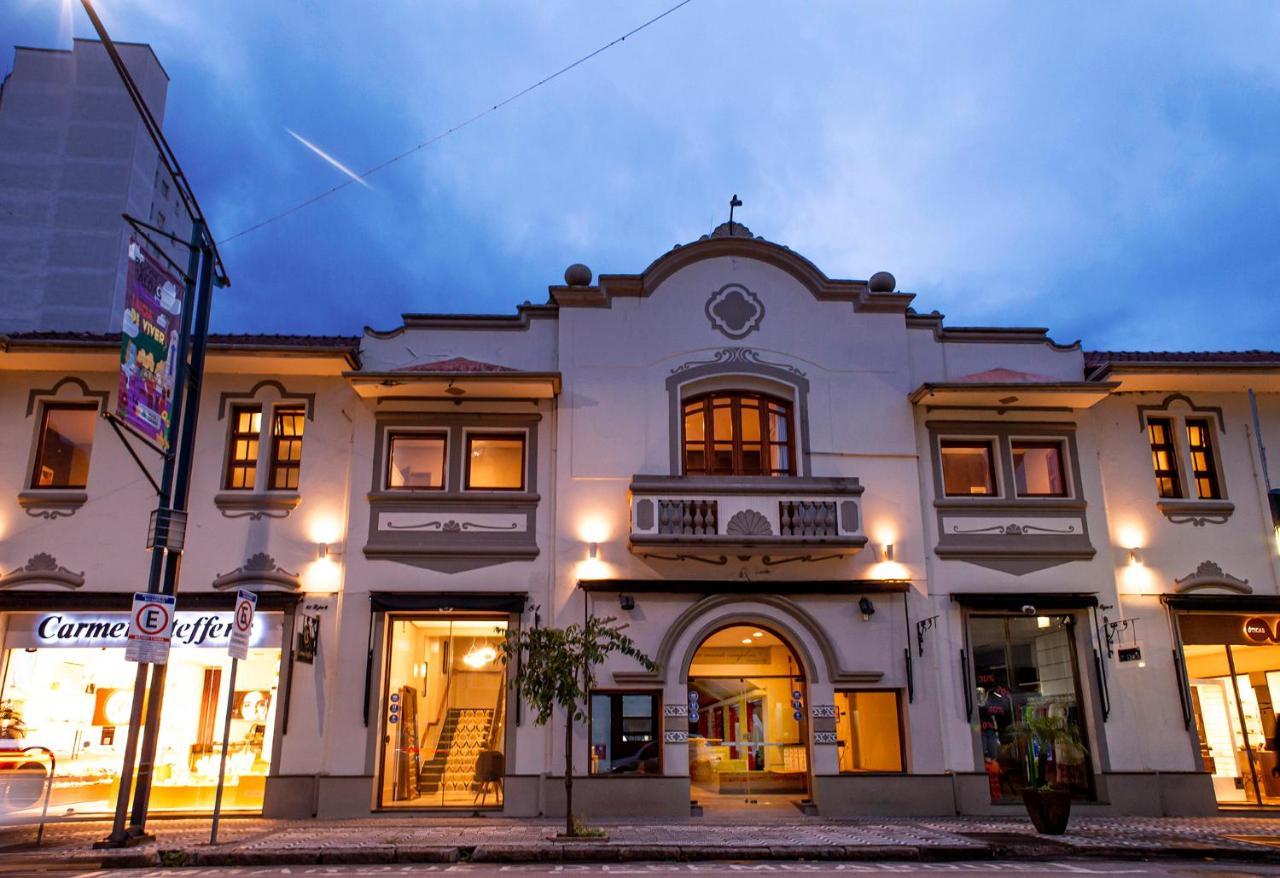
[1010,439,1069,498]
[1185,418,1222,500]
[29,402,98,490]
[833,688,907,774]
[1147,417,1183,499]
[385,430,449,491]
[222,404,262,491]
[267,404,306,491]
[587,689,663,777]
[938,438,999,498]
[464,432,527,492]
[681,391,795,477]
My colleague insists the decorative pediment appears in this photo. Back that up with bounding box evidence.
[212,552,301,592]
[0,553,85,590]
[1174,560,1251,594]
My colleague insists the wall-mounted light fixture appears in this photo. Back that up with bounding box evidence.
[1127,547,1142,566]
[876,542,895,563]
[589,542,599,560]
[316,542,344,561]
[619,594,635,611]
[858,596,875,621]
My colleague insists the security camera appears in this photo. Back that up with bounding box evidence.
[1021,605,1036,616]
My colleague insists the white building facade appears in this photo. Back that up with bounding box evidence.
[2,224,1279,819]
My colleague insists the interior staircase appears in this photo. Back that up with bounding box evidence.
[418,708,494,794]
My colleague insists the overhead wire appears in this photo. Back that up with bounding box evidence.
[219,0,697,246]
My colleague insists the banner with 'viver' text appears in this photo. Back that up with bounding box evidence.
[116,238,185,450]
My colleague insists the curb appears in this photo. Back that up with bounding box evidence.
[29,840,1280,868]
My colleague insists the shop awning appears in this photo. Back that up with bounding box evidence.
[950,592,1097,611]
[369,592,527,613]
[578,579,910,595]
[1161,594,1280,613]
[0,590,301,612]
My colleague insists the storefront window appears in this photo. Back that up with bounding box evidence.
[834,690,904,772]
[687,626,808,804]
[378,616,508,809]
[0,610,281,815]
[1179,613,1280,807]
[970,614,1092,802]
[589,691,659,775]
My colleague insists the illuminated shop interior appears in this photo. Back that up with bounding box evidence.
[379,617,508,809]
[686,626,809,807]
[0,617,279,814]
[1180,617,1280,807]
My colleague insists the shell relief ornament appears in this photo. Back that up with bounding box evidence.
[705,283,765,340]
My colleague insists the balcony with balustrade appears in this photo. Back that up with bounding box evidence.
[628,475,867,560]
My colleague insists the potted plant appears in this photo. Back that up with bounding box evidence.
[498,609,656,840]
[1002,714,1085,835]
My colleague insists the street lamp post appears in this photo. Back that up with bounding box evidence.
[73,0,232,848]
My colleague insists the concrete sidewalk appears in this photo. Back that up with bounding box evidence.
[3,815,1280,869]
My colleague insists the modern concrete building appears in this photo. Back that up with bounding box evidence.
[0,39,189,332]
[1,223,1279,821]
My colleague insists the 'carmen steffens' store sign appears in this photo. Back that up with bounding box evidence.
[6,612,276,650]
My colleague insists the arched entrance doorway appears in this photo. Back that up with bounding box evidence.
[686,624,810,812]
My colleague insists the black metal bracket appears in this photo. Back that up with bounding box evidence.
[1099,615,1141,659]
[122,214,197,282]
[101,412,164,495]
[904,647,914,703]
[915,615,939,657]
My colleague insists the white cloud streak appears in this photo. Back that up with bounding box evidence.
[286,128,371,189]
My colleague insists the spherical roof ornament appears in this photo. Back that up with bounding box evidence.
[868,271,896,293]
[564,263,593,287]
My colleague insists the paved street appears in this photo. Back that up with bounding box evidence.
[5,816,1280,871]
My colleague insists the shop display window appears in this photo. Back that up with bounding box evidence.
[1179,613,1280,807]
[589,691,660,775]
[686,626,809,805]
[0,611,281,815]
[969,614,1092,802]
[378,616,508,809]
[834,690,904,772]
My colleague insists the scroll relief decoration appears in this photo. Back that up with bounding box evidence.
[0,552,85,590]
[670,347,805,377]
[950,522,1078,536]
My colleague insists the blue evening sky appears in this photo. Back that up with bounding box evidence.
[5,2,1278,349]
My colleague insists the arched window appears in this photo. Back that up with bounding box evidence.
[682,391,793,476]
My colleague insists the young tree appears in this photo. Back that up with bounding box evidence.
[499,611,657,837]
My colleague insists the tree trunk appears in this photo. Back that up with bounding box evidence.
[564,709,574,837]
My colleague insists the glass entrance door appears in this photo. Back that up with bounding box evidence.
[1179,613,1280,807]
[686,625,808,810]
[378,616,507,809]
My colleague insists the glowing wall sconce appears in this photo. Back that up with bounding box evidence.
[876,542,895,563]
[589,542,599,560]
[1127,547,1142,566]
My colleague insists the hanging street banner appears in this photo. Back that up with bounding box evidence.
[125,592,177,664]
[228,589,257,661]
[117,238,185,450]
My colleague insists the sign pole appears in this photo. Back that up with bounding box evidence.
[210,589,256,845]
[209,656,238,846]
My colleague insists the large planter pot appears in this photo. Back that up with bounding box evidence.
[1021,787,1072,835]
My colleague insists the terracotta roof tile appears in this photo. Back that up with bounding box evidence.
[953,367,1062,383]
[1085,350,1280,367]
[2,330,361,348]
[398,357,517,373]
